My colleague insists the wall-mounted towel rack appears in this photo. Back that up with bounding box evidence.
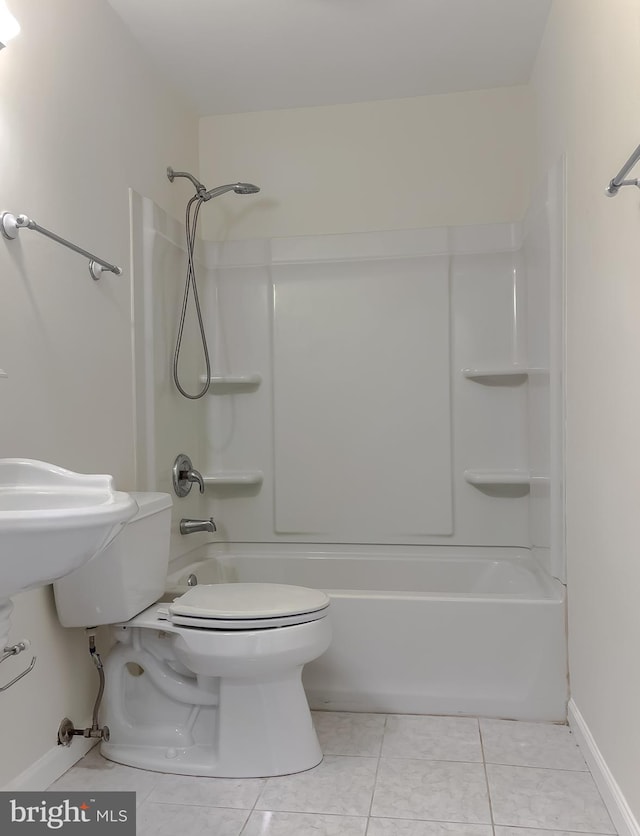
[1,212,123,280]
[0,640,36,693]
[605,141,640,196]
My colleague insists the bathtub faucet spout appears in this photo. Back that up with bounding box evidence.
[180,518,217,535]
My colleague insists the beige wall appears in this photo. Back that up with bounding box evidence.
[0,0,197,787]
[199,86,534,241]
[532,0,640,819]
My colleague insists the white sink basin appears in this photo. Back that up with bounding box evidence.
[0,459,138,600]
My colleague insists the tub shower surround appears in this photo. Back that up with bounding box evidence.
[167,543,566,721]
[132,169,565,719]
[134,211,544,549]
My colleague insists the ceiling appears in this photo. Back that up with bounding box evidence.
[106,0,552,117]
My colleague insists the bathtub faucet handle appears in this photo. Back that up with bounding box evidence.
[186,468,205,494]
[172,453,206,497]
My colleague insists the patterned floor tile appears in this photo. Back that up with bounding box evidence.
[487,764,615,833]
[256,755,378,816]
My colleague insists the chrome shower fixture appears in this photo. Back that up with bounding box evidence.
[166,166,206,194]
[166,165,260,400]
[166,166,260,201]
[202,182,260,200]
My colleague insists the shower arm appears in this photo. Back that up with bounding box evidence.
[166,167,207,196]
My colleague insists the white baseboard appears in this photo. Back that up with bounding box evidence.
[2,731,97,792]
[569,699,640,836]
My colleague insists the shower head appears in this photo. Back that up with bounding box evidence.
[233,183,261,195]
[201,182,261,200]
[167,166,260,201]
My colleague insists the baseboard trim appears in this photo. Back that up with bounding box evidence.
[569,698,639,836]
[2,729,97,791]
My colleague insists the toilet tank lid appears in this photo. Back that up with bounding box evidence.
[129,491,172,520]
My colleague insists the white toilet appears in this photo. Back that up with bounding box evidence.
[53,493,331,778]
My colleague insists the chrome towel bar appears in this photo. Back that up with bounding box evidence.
[605,141,640,196]
[0,640,36,693]
[1,211,123,280]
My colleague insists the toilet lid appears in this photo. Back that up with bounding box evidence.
[168,583,330,630]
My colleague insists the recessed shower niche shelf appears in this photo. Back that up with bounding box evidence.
[199,374,262,392]
[203,472,264,488]
[462,367,548,384]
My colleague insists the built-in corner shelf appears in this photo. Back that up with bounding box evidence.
[203,471,264,487]
[200,374,262,392]
[464,469,531,488]
[462,367,548,384]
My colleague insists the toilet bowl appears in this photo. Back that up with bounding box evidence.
[53,493,332,777]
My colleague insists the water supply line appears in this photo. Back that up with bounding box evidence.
[57,632,110,746]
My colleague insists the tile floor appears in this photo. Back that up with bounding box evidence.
[48,712,616,836]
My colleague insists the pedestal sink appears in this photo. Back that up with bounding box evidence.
[0,459,137,649]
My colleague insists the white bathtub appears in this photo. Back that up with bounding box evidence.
[166,544,567,721]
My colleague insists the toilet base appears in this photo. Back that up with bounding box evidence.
[100,680,324,779]
[100,739,323,778]
[100,637,326,777]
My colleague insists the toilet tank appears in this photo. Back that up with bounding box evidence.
[53,492,172,628]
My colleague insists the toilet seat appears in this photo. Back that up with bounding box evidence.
[166,583,330,630]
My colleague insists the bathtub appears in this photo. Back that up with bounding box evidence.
[166,544,567,722]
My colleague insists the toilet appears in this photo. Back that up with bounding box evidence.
[53,493,331,778]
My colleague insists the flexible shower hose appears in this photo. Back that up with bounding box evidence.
[172,194,211,399]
